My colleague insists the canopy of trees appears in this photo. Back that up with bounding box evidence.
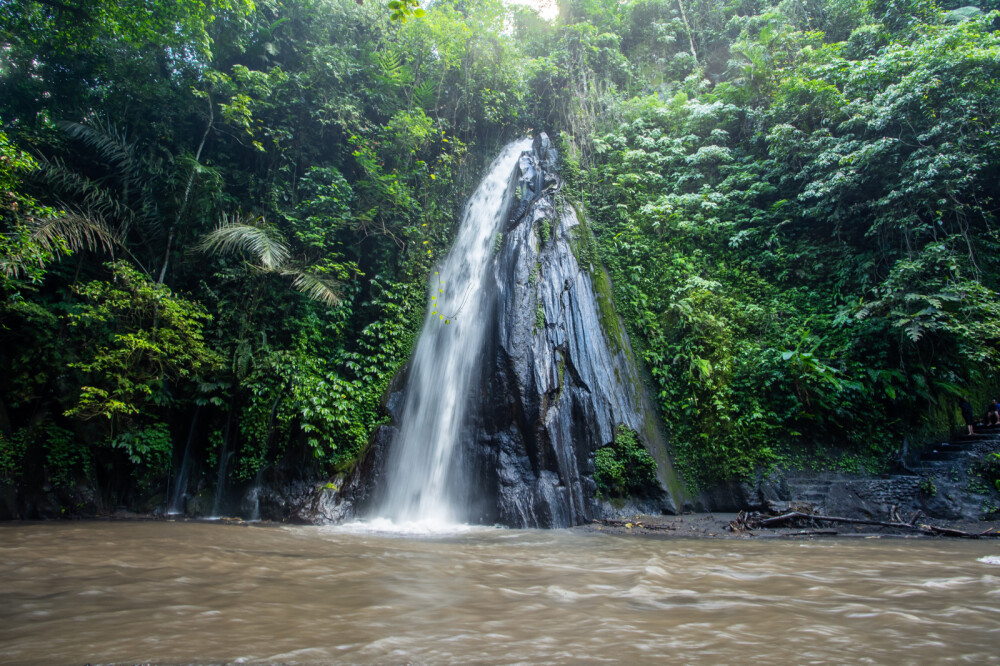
[1,0,998,510]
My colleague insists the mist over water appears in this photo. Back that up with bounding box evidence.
[372,139,532,528]
[2,522,1000,664]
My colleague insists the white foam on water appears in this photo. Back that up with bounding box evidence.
[326,517,497,537]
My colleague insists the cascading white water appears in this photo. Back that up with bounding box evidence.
[374,138,531,527]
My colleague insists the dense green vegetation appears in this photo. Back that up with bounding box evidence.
[2,0,999,513]
[568,0,1000,487]
[0,0,527,512]
[594,426,659,498]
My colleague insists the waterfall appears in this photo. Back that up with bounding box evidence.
[372,138,532,526]
[210,450,233,518]
[320,134,685,529]
[167,407,200,515]
[244,467,265,522]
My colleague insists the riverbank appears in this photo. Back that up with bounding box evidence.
[581,512,1000,540]
[36,508,999,542]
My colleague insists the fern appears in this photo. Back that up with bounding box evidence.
[233,338,254,379]
[375,48,413,87]
[412,79,435,109]
[375,50,403,81]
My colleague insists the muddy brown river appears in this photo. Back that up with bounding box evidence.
[1,521,999,664]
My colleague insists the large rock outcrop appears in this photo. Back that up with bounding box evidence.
[468,134,683,526]
[318,134,686,527]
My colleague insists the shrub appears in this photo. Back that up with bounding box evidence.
[594,426,657,498]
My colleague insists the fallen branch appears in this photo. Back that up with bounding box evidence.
[919,524,998,538]
[760,511,1000,538]
[729,509,760,533]
[760,511,909,529]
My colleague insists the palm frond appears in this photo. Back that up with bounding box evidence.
[58,120,139,178]
[33,156,134,226]
[1,213,120,277]
[197,216,290,270]
[282,267,342,306]
[176,154,224,191]
[58,120,168,236]
[133,192,163,238]
[32,212,119,254]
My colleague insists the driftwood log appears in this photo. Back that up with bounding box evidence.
[755,511,1000,538]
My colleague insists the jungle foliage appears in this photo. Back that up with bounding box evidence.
[594,426,659,498]
[560,0,1000,487]
[0,0,529,512]
[1,0,999,511]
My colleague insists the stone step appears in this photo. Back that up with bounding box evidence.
[955,434,1000,442]
[785,485,834,495]
[919,444,965,453]
[911,459,959,471]
[785,487,831,495]
[920,450,965,461]
[785,485,834,502]
[911,471,962,481]
[939,442,974,451]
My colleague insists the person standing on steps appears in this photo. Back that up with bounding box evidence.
[959,398,976,435]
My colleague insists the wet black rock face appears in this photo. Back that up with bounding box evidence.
[470,134,680,527]
[320,134,682,527]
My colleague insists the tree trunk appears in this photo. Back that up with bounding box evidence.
[677,0,698,63]
[157,97,214,285]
